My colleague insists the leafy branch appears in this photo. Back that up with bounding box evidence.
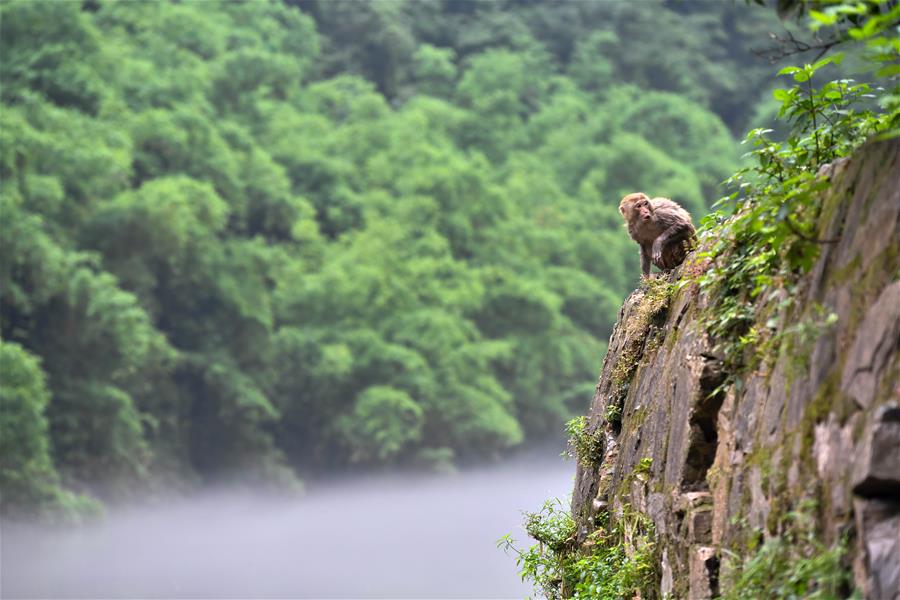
[694,3,897,379]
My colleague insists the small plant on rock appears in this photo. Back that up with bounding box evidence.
[564,416,603,468]
[499,501,659,600]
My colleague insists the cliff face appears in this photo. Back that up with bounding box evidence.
[571,139,899,599]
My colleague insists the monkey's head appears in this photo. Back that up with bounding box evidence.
[619,192,653,224]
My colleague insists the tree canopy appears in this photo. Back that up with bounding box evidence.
[0,0,793,516]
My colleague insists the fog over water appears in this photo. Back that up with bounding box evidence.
[2,447,571,599]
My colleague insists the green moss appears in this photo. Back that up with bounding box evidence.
[612,280,674,391]
[627,405,650,431]
[635,457,653,478]
[664,325,682,351]
[627,279,674,338]
[644,327,665,357]
[723,514,755,570]
[611,345,641,390]
[774,438,792,496]
[615,471,632,501]
[721,504,853,600]
[815,187,843,240]
[799,369,857,458]
[744,443,773,471]
[860,157,898,218]
[749,440,781,498]
[829,239,899,340]
[851,408,868,443]
[799,374,837,459]
[875,357,899,406]
[779,303,840,384]
[705,461,724,490]
[765,486,791,535]
[738,479,753,526]
[827,255,862,289]
[741,431,795,536]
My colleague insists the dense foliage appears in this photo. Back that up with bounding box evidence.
[498,498,657,600]
[1,0,797,516]
[694,0,899,381]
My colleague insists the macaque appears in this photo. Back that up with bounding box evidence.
[619,192,696,277]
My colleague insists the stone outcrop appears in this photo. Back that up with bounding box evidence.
[570,139,899,599]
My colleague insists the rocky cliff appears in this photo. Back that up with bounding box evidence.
[570,139,899,599]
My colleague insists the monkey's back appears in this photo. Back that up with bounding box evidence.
[650,197,695,270]
[651,197,694,231]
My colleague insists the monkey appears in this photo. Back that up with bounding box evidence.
[619,192,696,277]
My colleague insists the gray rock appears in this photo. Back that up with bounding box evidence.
[660,546,674,599]
[853,404,900,499]
[686,507,713,544]
[689,546,719,600]
[677,491,712,512]
[842,283,900,410]
[855,499,900,600]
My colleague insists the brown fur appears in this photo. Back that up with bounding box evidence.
[619,192,696,277]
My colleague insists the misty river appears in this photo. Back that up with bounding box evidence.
[2,447,571,599]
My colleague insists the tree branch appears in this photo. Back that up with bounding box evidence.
[752,29,843,63]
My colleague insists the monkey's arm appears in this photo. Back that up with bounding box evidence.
[652,222,693,264]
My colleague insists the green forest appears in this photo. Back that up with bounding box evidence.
[0,0,823,518]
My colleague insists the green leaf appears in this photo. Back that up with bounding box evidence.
[808,10,838,26]
[876,64,900,77]
[778,66,802,76]
[773,89,791,102]
[811,56,835,72]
